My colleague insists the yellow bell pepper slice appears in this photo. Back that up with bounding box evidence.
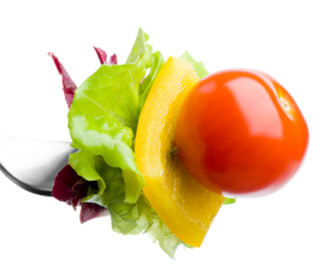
[135,57,224,247]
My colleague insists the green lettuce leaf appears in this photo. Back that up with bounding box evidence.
[68,63,144,203]
[180,51,209,78]
[126,28,151,64]
[139,51,164,112]
[68,29,156,204]
[223,197,236,204]
[68,29,184,257]
[69,153,182,257]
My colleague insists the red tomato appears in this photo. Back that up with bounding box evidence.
[175,70,309,195]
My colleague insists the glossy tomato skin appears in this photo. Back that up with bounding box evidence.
[175,70,309,195]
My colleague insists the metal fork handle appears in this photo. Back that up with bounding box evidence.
[0,162,52,196]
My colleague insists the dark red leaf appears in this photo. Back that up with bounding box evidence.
[80,203,107,223]
[110,54,118,65]
[94,47,118,65]
[71,178,90,208]
[48,53,77,107]
[52,164,107,221]
[52,165,83,205]
[94,47,108,64]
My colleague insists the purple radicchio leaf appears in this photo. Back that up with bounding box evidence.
[48,53,76,107]
[94,47,108,64]
[80,203,107,223]
[109,54,118,65]
[94,46,118,65]
[52,164,107,223]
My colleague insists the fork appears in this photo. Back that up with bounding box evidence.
[0,135,75,196]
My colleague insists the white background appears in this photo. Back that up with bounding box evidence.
[0,0,329,279]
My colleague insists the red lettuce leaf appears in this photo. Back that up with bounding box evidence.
[94,47,108,64]
[110,54,118,65]
[94,47,118,65]
[52,164,84,207]
[80,203,106,223]
[48,53,77,107]
[52,164,107,223]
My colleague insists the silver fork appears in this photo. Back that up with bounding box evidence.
[0,135,75,196]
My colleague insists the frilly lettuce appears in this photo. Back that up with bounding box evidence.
[180,51,208,78]
[68,29,184,257]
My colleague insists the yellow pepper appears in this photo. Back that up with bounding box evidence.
[135,57,224,247]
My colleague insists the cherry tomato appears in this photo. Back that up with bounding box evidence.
[175,70,309,195]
